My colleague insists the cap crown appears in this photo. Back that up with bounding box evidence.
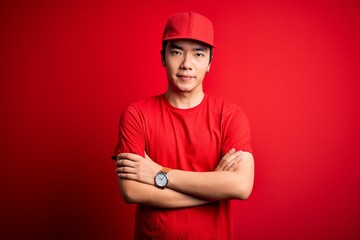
[162,12,215,47]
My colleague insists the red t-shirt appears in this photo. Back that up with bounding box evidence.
[113,93,252,239]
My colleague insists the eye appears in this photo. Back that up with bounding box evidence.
[171,51,182,55]
[195,53,205,57]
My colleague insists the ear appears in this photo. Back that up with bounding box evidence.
[160,50,165,67]
[206,63,211,72]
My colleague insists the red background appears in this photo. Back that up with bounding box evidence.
[1,0,359,239]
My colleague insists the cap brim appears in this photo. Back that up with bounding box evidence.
[162,36,216,48]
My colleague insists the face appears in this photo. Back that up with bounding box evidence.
[163,40,211,94]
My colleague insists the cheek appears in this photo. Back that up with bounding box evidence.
[198,64,210,76]
[164,63,174,75]
[165,60,178,73]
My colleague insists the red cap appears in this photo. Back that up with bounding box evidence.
[162,12,215,47]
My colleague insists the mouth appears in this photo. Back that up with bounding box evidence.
[176,74,194,81]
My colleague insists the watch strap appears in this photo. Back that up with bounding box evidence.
[161,167,171,174]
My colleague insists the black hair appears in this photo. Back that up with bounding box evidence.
[161,41,213,64]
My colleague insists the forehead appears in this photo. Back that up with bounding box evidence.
[166,39,210,50]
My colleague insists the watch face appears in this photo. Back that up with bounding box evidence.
[155,172,168,188]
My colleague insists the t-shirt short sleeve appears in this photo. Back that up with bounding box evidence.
[112,105,145,159]
[221,106,252,155]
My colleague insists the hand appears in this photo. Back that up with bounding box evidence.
[115,152,162,185]
[215,148,243,171]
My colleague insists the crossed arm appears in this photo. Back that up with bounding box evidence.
[115,148,254,208]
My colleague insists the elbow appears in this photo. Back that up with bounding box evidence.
[239,188,252,200]
[118,179,141,204]
[233,153,255,200]
[121,189,136,204]
[236,188,252,201]
[233,181,254,200]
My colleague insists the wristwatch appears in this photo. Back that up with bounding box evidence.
[154,167,171,188]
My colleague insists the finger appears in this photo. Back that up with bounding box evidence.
[116,159,137,168]
[117,153,142,162]
[227,158,242,171]
[116,166,137,175]
[235,150,243,162]
[221,159,235,171]
[222,148,236,161]
[219,150,243,171]
[216,148,236,171]
[225,151,242,166]
[117,173,137,180]
[226,161,237,171]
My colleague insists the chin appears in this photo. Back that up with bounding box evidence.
[179,85,195,92]
[173,83,192,92]
[180,89,192,93]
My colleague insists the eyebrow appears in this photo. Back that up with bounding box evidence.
[194,46,207,52]
[169,43,183,50]
[169,43,207,52]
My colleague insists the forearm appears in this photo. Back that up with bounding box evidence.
[118,178,210,208]
[167,171,239,200]
[115,151,254,202]
[167,152,254,200]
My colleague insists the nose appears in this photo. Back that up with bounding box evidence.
[180,53,193,70]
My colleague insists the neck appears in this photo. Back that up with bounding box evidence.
[165,90,204,109]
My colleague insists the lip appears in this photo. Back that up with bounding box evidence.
[177,74,194,81]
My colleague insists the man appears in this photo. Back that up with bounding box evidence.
[112,12,254,239]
